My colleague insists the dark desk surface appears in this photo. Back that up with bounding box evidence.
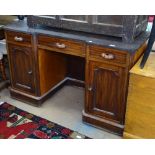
[4,20,149,53]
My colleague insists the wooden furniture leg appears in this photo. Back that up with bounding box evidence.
[140,17,155,69]
[0,59,6,80]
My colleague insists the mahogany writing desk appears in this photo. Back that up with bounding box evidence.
[4,20,148,135]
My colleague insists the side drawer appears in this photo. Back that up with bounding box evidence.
[89,45,128,64]
[38,35,86,57]
[5,30,32,46]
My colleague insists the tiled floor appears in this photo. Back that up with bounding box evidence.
[0,85,121,139]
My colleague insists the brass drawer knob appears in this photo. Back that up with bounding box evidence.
[101,53,115,60]
[14,36,23,42]
[28,70,32,75]
[55,43,66,49]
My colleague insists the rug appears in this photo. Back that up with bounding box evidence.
[0,102,89,139]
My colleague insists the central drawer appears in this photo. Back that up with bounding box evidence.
[37,35,86,57]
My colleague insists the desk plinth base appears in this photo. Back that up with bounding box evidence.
[9,88,59,107]
[82,110,124,135]
[9,78,85,107]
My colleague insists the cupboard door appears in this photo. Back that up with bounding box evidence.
[8,44,35,94]
[86,61,127,123]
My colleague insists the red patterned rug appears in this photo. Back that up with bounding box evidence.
[0,102,89,139]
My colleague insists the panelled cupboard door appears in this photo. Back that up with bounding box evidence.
[86,61,127,123]
[8,44,35,94]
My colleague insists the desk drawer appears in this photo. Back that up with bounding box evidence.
[5,31,32,46]
[89,45,127,64]
[38,35,86,57]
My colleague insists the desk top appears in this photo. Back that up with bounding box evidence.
[4,19,149,53]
